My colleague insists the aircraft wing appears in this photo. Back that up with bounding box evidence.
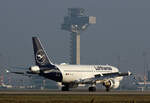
[9,71,25,74]
[95,71,132,78]
[76,71,132,84]
[5,69,36,77]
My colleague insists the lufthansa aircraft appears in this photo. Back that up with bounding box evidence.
[8,37,132,91]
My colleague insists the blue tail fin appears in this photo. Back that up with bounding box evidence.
[32,37,54,68]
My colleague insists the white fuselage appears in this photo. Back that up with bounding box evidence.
[56,64,122,83]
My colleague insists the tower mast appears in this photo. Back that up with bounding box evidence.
[61,8,96,64]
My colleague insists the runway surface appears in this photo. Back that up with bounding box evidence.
[1,90,150,103]
[0,89,150,95]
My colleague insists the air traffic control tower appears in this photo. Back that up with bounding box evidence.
[61,8,96,64]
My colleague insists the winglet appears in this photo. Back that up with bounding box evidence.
[5,69,10,73]
[128,71,132,76]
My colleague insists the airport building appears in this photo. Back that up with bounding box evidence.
[61,8,96,64]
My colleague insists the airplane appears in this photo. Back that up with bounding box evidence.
[7,37,132,92]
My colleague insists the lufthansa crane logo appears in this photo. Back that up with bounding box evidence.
[36,49,46,65]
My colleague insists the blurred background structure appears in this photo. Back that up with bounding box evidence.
[61,8,96,64]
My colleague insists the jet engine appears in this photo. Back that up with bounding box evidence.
[29,66,40,73]
[103,79,120,89]
[113,81,120,89]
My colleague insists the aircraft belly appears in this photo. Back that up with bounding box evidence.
[62,72,93,83]
[62,73,77,82]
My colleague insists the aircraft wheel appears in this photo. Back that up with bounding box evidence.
[106,87,110,92]
[88,87,96,92]
[61,86,69,91]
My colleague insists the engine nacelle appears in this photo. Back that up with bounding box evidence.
[113,81,120,89]
[29,66,40,73]
[103,79,120,89]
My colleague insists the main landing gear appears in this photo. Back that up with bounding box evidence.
[88,86,96,92]
[106,87,110,92]
[61,85,69,91]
